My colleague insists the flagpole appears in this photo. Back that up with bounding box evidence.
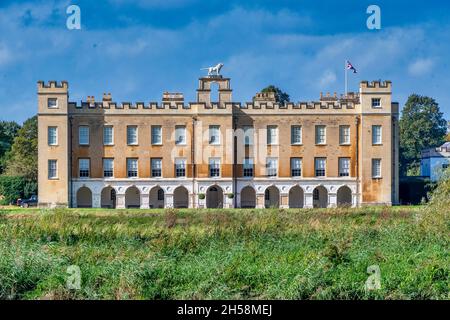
[344,60,348,97]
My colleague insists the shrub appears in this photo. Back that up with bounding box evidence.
[198,193,205,200]
[227,193,234,199]
[0,176,37,205]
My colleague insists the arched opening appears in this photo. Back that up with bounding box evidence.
[125,186,140,208]
[76,187,92,208]
[101,186,116,209]
[264,186,280,208]
[240,186,256,208]
[174,186,189,208]
[289,185,304,208]
[149,186,164,208]
[313,186,328,208]
[206,185,223,208]
[337,186,352,207]
[210,81,219,104]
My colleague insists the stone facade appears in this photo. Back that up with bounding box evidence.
[37,75,399,209]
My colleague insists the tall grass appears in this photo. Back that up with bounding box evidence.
[0,206,447,300]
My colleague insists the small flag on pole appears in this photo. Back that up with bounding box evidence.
[346,60,357,73]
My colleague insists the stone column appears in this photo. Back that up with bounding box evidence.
[304,192,313,208]
[328,193,337,208]
[280,194,289,209]
[116,194,126,209]
[92,193,101,208]
[140,193,149,209]
[352,193,358,208]
[256,194,265,209]
[165,194,174,208]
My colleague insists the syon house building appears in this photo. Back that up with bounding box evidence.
[37,73,399,209]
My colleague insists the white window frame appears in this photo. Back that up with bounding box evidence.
[79,158,90,178]
[48,126,57,146]
[291,125,302,145]
[103,126,114,145]
[267,126,278,145]
[151,125,162,145]
[315,157,326,177]
[372,98,381,108]
[339,157,350,177]
[209,157,221,177]
[266,157,278,177]
[291,158,302,177]
[372,159,382,178]
[372,125,382,145]
[127,158,138,178]
[243,157,254,177]
[48,160,57,179]
[103,158,114,178]
[79,126,90,145]
[209,125,220,145]
[315,125,326,145]
[47,98,58,109]
[339,125,350,145]
[175,126,186,145]
[151,158,162,177]
[175,158,186,177]
[127,126,138,145]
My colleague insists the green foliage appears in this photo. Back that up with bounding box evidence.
[227,193,234,199]
[3,116,37,180]
[198,193,205,200]
[399,95,447,176]
[261,85,290,105]
[0,176,36,205]
[0,206,447,300]
[0,120,20,173]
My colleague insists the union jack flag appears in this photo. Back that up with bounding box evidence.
[346,60,357,73]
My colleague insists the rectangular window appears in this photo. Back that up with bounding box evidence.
[175,158,186,177]
[243,126,253,146]
[151,125,162,145]
[315,157,326,177]
[47,98,58,109]
[243,158,254,177]
[372,125,382,145]
[339,125,350,145]
[266,157,278,177]
[209,125,220,145]
[372,98,381,108]
[103,158,114,177]
[291,158,302,177]
[79,126,89,145]
[209,158,220,177]
[372,159,382,178]
[339,158,350,177]
[175,126,186,145]
[79,159,90,178]
[127,158,138,177]
[315,125,326,144]
[48,160,57,179]
[267,126,278,145]
[127,126,138,145]
[151,158,162,177]
[291,125,302,145]
[48,127,57,145]
[103,126,114,145]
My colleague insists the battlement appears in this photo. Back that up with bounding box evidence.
[162,92,184,102]
[253,92,276,102]
[360,80,392,89]
[37,80,68,89]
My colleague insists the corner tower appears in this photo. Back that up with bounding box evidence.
[37,81,70,207]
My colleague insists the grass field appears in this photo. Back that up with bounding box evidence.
[0,205,448,300]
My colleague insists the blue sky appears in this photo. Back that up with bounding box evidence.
[0,0,449,123]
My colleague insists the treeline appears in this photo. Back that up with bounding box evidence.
[0,116,37,205]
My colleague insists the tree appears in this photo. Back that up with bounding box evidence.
[0,121,20,173]
[261,85,290,105]
[399,95,447,176]
[3,116,38,181]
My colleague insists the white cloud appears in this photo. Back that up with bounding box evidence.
[319,70,337,88]
[408,58,435,76]
[0,43,13,67]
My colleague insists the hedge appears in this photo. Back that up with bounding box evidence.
[0,176,37,205]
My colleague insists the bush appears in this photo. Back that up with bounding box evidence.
[0,176,37,205]
[227,193,234,199]
[198,193,205,200]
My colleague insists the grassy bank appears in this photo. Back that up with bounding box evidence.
[0,206,448,300]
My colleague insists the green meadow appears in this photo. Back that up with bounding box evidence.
[0,205,448,300]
